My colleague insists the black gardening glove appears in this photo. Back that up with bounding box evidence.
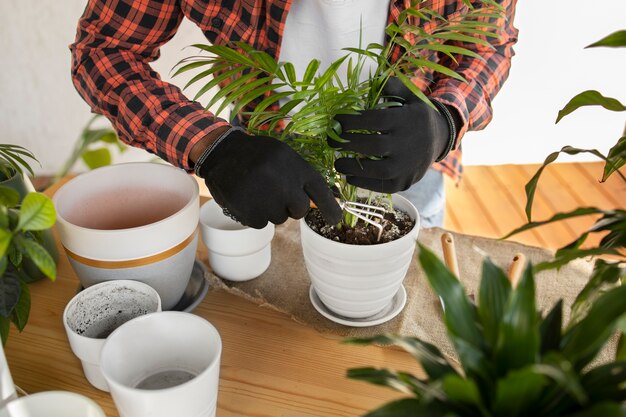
[195,128,342,229]
[330,77,457,193]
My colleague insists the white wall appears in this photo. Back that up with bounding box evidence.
[1,0,625,175]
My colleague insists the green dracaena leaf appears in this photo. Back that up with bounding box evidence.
[556,90,625,123]
[364,398,447,417]
[0,229,10,259]
[603,136,626,182]
[477,257,512,349]
[561,285,626,370]
[344,335,457,381]
[505,207,606,240]
[581,361,626,403]
[492,367,546,417]
[494,264,540,374]
[0,315,9,346]
[539,300,563,355]
[16,193,56,232]
[586,30,626,48]
[441,375,486,413]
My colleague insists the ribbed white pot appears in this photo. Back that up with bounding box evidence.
[300,194,419,319]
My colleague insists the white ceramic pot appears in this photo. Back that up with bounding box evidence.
[63,280,162,391]
[53,163,199,310]
[0,391,106,417]
[199,199,274,281]
[300,194,419,319]
[100,312,222,417]
[0,343,16,409]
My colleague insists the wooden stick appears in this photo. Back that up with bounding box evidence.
[508,253,526,289]
[441,232,460,277]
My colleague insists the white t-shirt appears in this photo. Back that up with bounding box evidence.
[278,0,391,93]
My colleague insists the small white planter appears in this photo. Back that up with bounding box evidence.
[199,200,274,281]
[0,391,106,417]
[300,194,419,319]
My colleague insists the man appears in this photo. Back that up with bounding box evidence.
[71,0,518,229]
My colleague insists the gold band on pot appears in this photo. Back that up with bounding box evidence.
[64,232,197,269]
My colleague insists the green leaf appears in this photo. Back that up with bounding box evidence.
[395,72,435,110]
[404,58,467,83]
[98,131,119,144]
[0,186,20,208]
[0,315,9,346]
[520,145,612,221]
[347,368,431,396]
[556,90,625,123]
[569,402,626,417]
[303,59,321,84]
[603,136,626,182]
[81,147,112,170]
[431,32,495,49]
[0,229,11,258]
[282,62,297,84]
[414,43,485,61]
[364,398,446,417]
[504,207,606,240]
[344,335,457,380]
[0,257,6,276]
[570,260,624,326]
[494,264,540,374]
[0,267,21,317]
[586,30,626,48]
[561,285,626,370]
[17,192,56,231]
[441,375,486,412]
[205,70,264,114]
[492,367,546,417]
[8,245,21,268]
[193,66,242,102]
[477,257,512,349]
[535,247,621,273]
[0,206,8,230]
[171,59,214,77]
[417,244,482,348]
[617,334,626,361]
[10,281,29,332]
[315,55,348,88]
[581,362,626,403]
[13,235,56,280]
[539,300,563,355]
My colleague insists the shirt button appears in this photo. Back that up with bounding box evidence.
[212,17,223,28]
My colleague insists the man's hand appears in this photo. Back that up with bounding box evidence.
[196,128,342,229]
[330,77,456,193]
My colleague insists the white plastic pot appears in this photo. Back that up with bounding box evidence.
[300,194,419,319]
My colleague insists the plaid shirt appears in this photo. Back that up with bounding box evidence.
[71,0,518,182]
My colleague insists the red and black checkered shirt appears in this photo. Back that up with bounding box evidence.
[71,0,518,182]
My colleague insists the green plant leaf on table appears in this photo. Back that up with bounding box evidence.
[0,229,11,259]
[13,235,56,280]
[0,267,21,317]
[556,90,625,123]
[363,398,448,417]
[586,30,626,48]
[0,144,39,177]
[603,136,626,182]
[0,186,20,208]
[16,192,56,231]
[581,361,626,404]
[492,367,546,417]
[10,281,30,332]
[477,257,512,348]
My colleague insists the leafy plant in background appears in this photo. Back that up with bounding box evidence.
[53,115,127,184]
[505,29,625,353]
[0,145,38,179]
[0,150,56,345]
[346,244,626,417]
[174,0,503,226]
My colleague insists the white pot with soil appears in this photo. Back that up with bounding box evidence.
[300,194,419,320]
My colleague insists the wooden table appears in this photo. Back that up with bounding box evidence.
[4,180,415,417]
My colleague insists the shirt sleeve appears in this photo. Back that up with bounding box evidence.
[428,0,519,146]
[70,0,229,171]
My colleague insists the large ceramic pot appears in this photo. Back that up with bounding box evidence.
[300,194,420,319]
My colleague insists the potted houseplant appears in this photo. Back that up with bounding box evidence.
[175,1,505,320]
[0,145,57,344]
[346,30,626,416]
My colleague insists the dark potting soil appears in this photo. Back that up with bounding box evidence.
[305,202,415,245]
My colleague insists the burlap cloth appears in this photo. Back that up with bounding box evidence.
[204,220,608,361]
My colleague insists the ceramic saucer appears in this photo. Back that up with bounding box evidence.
[77,260,209,313]
[309,285,407,327]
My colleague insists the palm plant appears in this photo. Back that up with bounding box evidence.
[174,0,504,227]
[345,243,626,417]
[0,144,38,179]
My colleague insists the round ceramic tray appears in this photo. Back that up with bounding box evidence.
[76,260,209,313]
[309,285,407,327]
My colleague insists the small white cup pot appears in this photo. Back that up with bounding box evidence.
[300,193,420,319]
[0,343,17,409]
[100,311,222,417]
[199,199,274,281]
[63,280,162,391]
[53,162,200,310]
[0,391,106,417]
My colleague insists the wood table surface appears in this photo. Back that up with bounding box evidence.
[4,178,417,417]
